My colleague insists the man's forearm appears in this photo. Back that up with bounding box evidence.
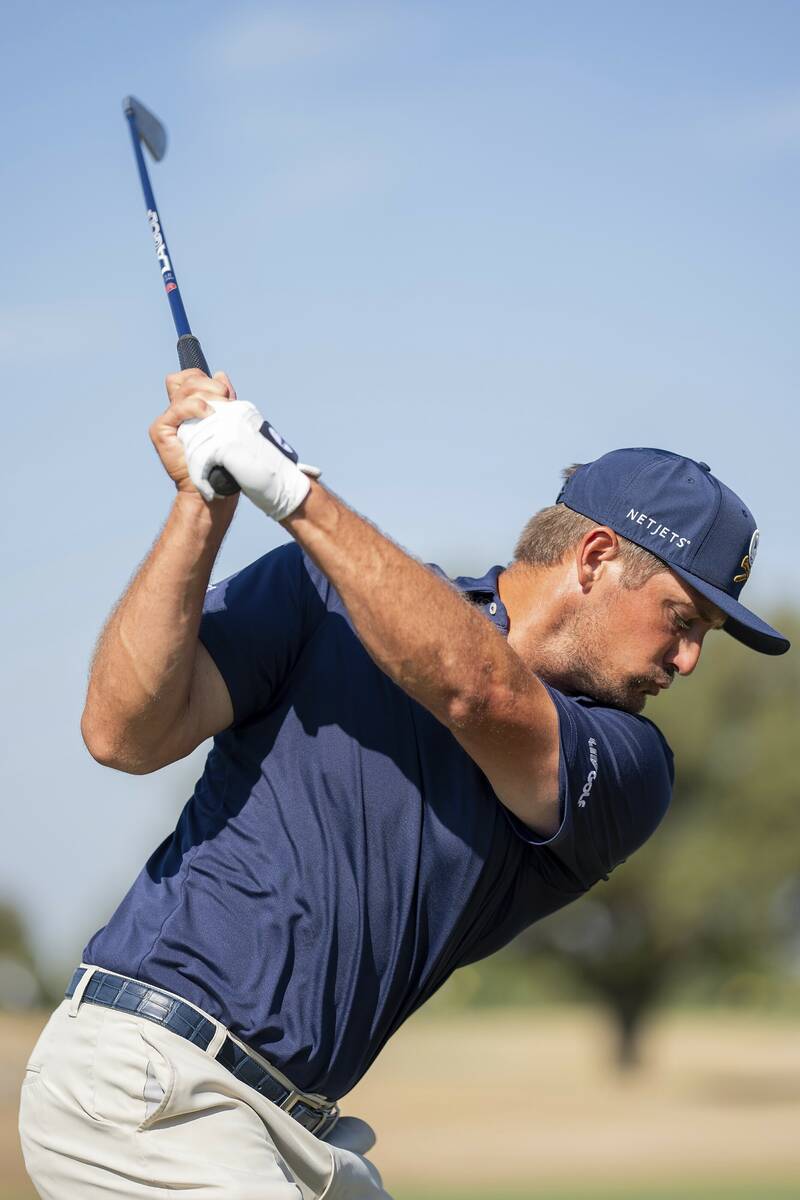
[81,494,232,770]
[283,482,531,727]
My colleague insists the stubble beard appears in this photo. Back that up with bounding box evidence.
[528,608,654,715]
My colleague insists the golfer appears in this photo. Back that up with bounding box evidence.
[19,370,789,1199]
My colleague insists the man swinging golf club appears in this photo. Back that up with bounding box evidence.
[19,370,789,1199]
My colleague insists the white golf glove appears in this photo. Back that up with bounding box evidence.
[177,400,321,521]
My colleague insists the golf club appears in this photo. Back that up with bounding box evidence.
[122,95,300,496]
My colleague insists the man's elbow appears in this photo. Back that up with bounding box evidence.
[80,711,161,775]
[445,678,515,730]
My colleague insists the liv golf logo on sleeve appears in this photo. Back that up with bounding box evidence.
[578,738,599,808]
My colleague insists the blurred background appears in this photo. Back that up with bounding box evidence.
[2,1,799,1197]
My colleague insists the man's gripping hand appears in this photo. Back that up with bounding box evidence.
[178,396,320,520]
[150,370,318,520]
[151,369,240,502]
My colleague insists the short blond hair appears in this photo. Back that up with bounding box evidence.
[513,465,668,589]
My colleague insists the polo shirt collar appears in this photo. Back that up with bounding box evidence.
[452,565,510,635]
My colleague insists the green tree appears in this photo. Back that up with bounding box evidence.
[0,900,45,1008]
[0,902,35,964]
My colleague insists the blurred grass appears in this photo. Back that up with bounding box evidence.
[398,1191,800,1200]
[6,1188,800,1200]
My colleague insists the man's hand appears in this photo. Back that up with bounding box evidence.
[150,369,239,501]
[178,398,317,520]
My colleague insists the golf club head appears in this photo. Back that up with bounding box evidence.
[123,95,167,161]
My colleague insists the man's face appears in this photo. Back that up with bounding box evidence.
[534,564,726,714]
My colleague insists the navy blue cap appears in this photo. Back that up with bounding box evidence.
[556,448,790,656]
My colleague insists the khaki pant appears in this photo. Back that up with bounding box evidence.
[19,977,392,1200]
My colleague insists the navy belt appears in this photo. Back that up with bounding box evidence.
[65,967,338,1137]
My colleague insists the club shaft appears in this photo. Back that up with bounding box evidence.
[124,110,192,339]
[123,100,236,495]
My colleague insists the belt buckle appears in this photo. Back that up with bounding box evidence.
[286,1096,339,1137]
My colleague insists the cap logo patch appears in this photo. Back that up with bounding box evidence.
[734,529,759,585]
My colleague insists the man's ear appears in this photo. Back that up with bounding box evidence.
[574,526,621,591]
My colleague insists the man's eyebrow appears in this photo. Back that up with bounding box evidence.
[678,596,725,628]
[701,607,726,630]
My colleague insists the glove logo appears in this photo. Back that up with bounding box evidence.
[263,422,298,463]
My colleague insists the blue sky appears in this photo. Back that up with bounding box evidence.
[3,0,799,972]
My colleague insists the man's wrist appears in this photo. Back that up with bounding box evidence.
[172,489,237,540]
[281,479,338,535]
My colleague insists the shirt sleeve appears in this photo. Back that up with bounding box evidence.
[506,686,674,891]
[199,542,329,726]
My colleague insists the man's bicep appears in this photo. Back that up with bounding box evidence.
[187,642,235,743]
[452,678,562,838]
[149,645,234,768]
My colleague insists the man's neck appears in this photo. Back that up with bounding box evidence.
[497,560,569,671]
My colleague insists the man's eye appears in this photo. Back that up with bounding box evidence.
[672,612,691,632]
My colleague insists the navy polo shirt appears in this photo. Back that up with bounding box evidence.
[85,544,673,1100]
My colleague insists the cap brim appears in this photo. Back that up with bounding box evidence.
[669,565,790,656]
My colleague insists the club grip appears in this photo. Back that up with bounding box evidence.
[177,333,212,375]
[176,335,240,497]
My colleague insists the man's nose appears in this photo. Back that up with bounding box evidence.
[667,636,703,677]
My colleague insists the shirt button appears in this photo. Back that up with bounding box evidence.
[489,602,498,615]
